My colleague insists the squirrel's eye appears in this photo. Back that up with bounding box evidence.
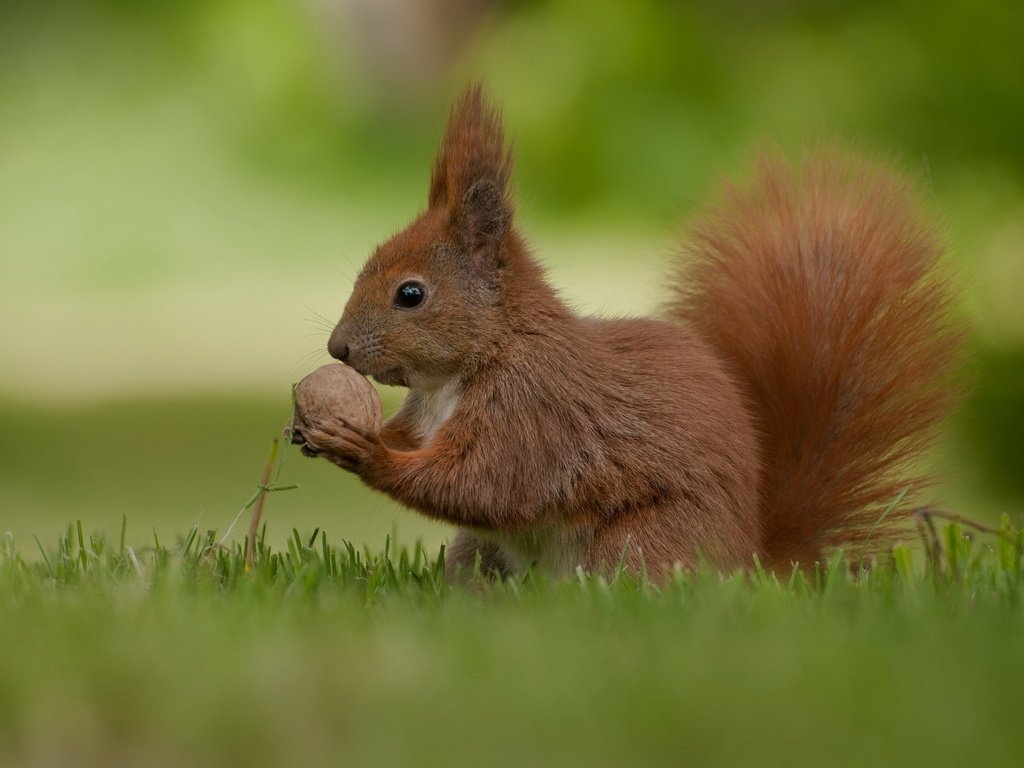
[394,280,426,309]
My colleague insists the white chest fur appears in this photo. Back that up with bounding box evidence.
[412,379,460,442]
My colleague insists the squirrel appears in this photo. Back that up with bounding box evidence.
[293,85,962,580]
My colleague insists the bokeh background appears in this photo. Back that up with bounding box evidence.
[2,0,1022,553]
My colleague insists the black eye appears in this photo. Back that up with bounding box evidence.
[394,280,426,309]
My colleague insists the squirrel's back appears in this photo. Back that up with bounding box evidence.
[669,150,962,566]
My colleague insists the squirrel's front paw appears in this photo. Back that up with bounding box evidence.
[287,420,320,457]
[297,415,387,475]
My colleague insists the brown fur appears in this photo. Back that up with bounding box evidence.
[669,152,962,567]
[295,86,961,579]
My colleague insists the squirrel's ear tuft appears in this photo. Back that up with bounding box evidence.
[428,85,514,252]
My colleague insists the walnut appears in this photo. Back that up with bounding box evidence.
[294,364,383,433]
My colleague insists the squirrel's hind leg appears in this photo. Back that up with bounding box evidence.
[444,529,513,583]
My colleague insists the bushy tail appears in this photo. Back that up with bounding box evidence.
[669,150,962,566]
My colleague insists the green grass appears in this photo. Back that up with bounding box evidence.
[1,517,1022,768]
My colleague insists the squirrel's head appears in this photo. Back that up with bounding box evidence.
[329,85,516,390]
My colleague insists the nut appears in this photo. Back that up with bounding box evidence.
[294,364,383,433]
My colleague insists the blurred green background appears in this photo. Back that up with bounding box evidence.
[1,0,1022,553]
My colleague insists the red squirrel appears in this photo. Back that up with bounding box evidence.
[293,85,961,579]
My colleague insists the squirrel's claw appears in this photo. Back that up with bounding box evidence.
[298,414,385,475]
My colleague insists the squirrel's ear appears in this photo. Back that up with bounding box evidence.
[428,85,513,257]
[452,177,510,256]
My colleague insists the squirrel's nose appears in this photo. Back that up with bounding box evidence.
[328,334,350,362]
[332,343,350,362]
